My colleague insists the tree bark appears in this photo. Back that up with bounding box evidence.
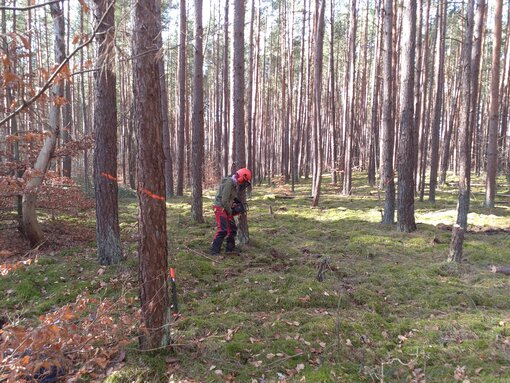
[79,6,91,192]
[176,0,186,196]
[380,0,395,224]
[93,0,123,265]
[448,225,465,263]
[428,0,446,202]
[485,0,502,207]
[329,0,337,185]
[191,0,204,223]
[311,0,326,207]
[222,0,230,177]
[397,0,417,233]
[449,0,475,263]
[62,80,72,178]
[342,0,357,196]
[132,0,171,350]
[233,0,249,244]
[158,3,174,198]
[417,0,431,201]
[247,0,256,179]
[368,0,382,187]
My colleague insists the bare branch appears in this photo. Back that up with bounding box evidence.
[0,1,115,127]
[0,0,62,11]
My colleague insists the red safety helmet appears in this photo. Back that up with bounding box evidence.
[236,168,252,185]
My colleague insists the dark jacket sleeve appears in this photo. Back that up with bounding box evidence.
[221,179,234,215]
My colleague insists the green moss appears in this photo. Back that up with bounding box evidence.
[4,173,510,383]
[16,279,41,301]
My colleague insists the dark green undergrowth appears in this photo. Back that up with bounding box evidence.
[2,172,510,382]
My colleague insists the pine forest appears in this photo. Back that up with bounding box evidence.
[1,0,510,382]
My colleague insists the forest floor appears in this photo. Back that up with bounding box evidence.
[1,173,510,383]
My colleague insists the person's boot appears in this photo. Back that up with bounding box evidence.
[210,238,223,256]
[225,239,241,255]
[225,237,236,252]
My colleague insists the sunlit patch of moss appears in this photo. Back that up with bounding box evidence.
[104,367,159,383]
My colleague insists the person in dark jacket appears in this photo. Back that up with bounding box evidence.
[210,168,251,255]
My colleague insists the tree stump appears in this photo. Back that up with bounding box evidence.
[448,224,465,263]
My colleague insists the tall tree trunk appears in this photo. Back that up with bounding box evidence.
[279,1,289,182]
[311,0,325,207]
[329,0,337,184]
[293,0,307,190]
[93,0,123,265]
[132,0,171,349]
[2,2,22,226]
[380,0,395,224]
[417,0,431,201]
[251,1,261,185]
[342,0,357,196]
[485,0,502,207]
[449,0,475,263]
[440,68,461,185]
[471,3,486,178]
[176,0,186,196]
[500,5,510,179]
[223,0,230,176]
[128,112,136,190]
[412,0,422,190]
[62,81,72,177]
[247,0,256,178]
[428,0,446,202]
[368,0,382,187]
[233,0,249,244]
[80,6,91,192]
[397,0,417,233]
[191,0,204,223]
[466,0,485,182]
[158,5,174,198]
[214,10,223,180]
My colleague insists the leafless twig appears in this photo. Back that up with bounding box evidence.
[0,1,115,127]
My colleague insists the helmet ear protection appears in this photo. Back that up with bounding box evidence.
[236,168,252,185]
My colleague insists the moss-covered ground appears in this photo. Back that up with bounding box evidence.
[1,173,510,382]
